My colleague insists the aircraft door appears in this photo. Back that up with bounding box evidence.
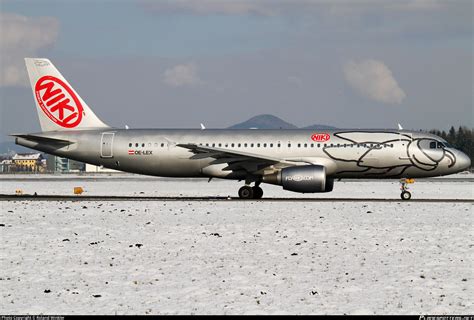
[101,132,115,158]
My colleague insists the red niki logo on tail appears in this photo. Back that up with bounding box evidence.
[35,76,83,128]
[311,133,330,142]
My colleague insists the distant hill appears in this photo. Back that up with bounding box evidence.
[228,114,336,130]
[302,124,337,130]
[0,141,31,155]
[228,114,298,129]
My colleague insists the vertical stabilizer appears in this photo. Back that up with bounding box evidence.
[25,58,109,132]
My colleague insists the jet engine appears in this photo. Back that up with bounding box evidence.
[263,165,334,193]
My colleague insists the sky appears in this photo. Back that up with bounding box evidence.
[0,0,472,142]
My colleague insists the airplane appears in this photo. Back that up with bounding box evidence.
[12,58,471,200]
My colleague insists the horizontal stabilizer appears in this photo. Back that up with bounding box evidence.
[10,133,73,145]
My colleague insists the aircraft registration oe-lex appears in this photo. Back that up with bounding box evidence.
[13,59,471,200]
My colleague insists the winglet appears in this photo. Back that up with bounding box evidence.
[164,137,177,147]
[200,123,206,130]
[397,123,403,130]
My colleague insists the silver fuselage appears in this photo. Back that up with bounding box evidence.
[16,128,470,180]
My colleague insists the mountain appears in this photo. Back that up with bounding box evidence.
[0,141,32,155]
[228,114,298,129]
[302,124,337,130]
[228,114,336,130]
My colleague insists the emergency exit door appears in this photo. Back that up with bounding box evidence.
[100,132,115,158]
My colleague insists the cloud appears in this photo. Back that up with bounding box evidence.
[343,59,406,104]
[163,63,202,87]
[0,13,60,87]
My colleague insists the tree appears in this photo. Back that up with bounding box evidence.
[447,126,456,144]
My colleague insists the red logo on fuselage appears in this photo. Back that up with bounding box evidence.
[311,133,330,142]
[35,76,83,128]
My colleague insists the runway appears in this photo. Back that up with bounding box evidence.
[1,194,472,203]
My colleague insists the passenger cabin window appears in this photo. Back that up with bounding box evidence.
[129,143,132,147]
[288,143,291,148]
[135,143,139,147]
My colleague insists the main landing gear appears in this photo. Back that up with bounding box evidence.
[238,184,263,199]
[400,178,415,200]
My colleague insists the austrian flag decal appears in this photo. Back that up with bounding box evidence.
[35,76,84,128]
[128,150,153,156]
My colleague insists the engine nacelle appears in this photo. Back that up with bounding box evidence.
[263,165,334,193]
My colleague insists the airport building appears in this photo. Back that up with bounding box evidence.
[11,153,46,172]
[0,159,13,173]
[46,155,85,173]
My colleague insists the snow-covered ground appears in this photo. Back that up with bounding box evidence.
[0,176,473,314]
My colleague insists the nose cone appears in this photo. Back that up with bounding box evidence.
[456,151,471,172]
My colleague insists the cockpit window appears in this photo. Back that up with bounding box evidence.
[431,141,451,149]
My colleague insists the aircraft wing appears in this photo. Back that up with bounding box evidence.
[177,143,288,173]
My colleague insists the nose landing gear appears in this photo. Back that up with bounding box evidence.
[238,184,264,199]
[400,178,415,200]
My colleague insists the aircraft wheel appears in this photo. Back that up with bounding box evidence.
[252,186,263,199]
[238,186,254,199]
[401,191,411,201]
